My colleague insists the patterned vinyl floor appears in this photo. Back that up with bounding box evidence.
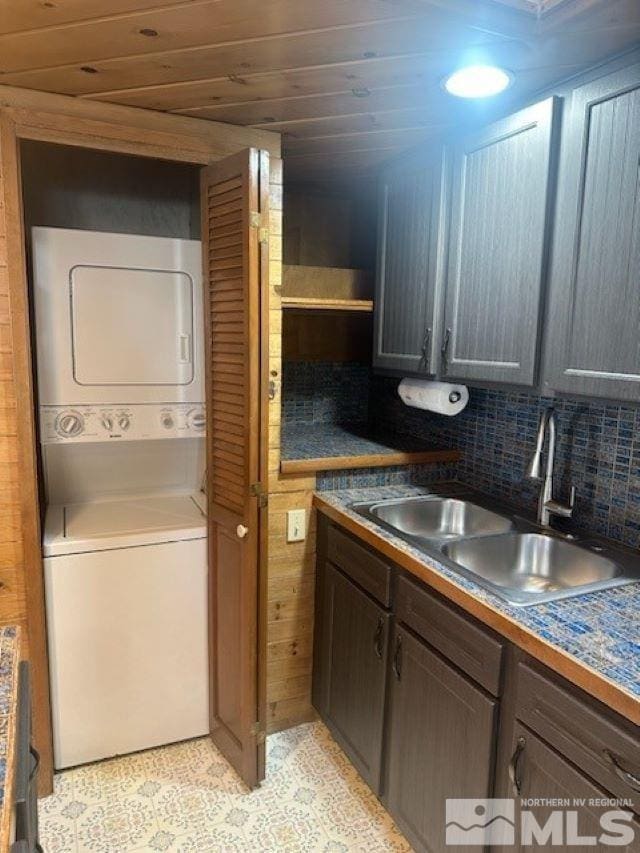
[38,721,412,852]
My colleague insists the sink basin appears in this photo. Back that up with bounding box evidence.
[365,497,513,540]
[443,532,622,604]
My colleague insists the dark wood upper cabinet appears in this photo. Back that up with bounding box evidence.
[373,148,447,375]
[441,97,558,387]
[386,625,498,853]
[544,62,640,402]
[321,562,390,794]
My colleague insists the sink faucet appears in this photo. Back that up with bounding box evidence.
[525,407,575,527]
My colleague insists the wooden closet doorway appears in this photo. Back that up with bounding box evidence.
[0,106,271,793]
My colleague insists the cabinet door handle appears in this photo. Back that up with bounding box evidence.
[603,749,640,792]
[509,736,526,796]
[441,327,452,369]
[392,633,402,681]
[373,618,384,660]
[420,327,432,371]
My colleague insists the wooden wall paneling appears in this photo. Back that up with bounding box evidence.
[283,266,373,300]
[283,312,373,362]
[0,114,52,793]
[0,85,280,161]
[0,87,280,795]
[266,159,317,732]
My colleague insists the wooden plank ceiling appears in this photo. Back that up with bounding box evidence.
[1,0,638,181]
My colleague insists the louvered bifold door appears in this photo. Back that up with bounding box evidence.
[201,148,269,788]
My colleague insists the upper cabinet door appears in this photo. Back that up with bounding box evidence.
[544,63,640,402]
[442,98,558,386]
[373,149,447,375]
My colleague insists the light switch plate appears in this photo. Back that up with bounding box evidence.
[286,509,306,542]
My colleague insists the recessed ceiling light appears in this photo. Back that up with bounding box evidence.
[443,65,512,99]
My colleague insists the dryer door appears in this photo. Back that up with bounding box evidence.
[71,264,194,386]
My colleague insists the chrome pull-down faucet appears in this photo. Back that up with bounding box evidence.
[526,407,576,527]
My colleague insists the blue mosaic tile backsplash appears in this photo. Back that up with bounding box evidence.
[316,461,458,491]
[371,377,640,550]
[282,361,371,426]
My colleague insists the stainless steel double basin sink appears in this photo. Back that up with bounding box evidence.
[352,492,640,606]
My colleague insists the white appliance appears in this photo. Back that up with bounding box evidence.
[43,495,208,769]
[32,227,209,770]
[31,227,204,406]
[40,402,206,444]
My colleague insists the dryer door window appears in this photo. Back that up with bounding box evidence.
[70,265,195,386]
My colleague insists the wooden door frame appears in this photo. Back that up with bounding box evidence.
[0,102,274,795]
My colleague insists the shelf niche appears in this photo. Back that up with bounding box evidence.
[282,264,374,362]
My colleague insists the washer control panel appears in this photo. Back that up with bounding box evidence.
[40,404,206,444]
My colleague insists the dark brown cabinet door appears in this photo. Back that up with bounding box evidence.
[508,724,640,852]
[322,563,390,793]
[373,148,447,375]
[201,148,270,788]
[544,61,640,402]
[442,97,557,387]
[386,626,497,853]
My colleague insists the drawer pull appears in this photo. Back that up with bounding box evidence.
[373,618,384,660]
[603,749,640,793]
[392,634,402,681]
[509,736,526,796]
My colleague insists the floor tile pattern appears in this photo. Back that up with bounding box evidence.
[318,483,640,699]
[39,722,411,852]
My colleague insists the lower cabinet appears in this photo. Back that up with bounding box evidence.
[508,723,640,853]
[386,625,497,853]
[313,518,640,853]
[321,562,390,793]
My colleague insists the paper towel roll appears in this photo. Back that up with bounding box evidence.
[397,379,469,416]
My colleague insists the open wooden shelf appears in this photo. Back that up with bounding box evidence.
[281,447,460,474]
[279,423,461,474]
[282,296,374,312]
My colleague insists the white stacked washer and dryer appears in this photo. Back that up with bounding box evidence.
[32,227,209,770]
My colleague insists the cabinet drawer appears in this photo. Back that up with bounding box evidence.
[397,574,504,695]
[327,525,392,607]
[508,723,640,852]
[516,662,640,813]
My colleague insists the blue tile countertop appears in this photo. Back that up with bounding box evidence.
[0,625,20,850]
[314,484,640,723]
[281,423,459,472]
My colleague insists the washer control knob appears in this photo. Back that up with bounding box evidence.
[101,415,114,432]
[161,413,174,430]
[188,409,206,431]
[56,411,84,438]
[118,415,131,431]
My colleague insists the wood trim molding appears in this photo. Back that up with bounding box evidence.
[0,114,53,795]
[0,84,280,159]
[313,493,640,726]
[281,449,461,474]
